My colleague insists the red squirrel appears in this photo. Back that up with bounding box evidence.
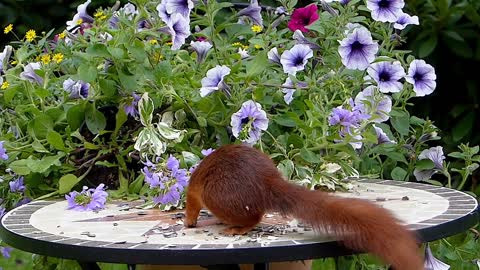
[184,144,424,270]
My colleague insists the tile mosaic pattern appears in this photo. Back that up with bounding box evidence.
[1,180,478,251]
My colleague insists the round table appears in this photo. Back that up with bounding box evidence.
[1,179,478,270]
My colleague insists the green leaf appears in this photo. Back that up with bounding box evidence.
[246,51,268,77]
[86,44,111,58]
[452,112,474,142]
[277,159,295,179]
[67,103,86,130]
[416,159,435,170]
[273,114,298,127]
[391,167,407,181]
[32,140,49,153]
[78,64,98,82]
[113,108,127,139]
[108,47,125,59]
[422,179,444,186]
[58,174,80,194]
[182,151,200,167]
[85,103,106,134]
[390,110,410,136]
[33,114,54,139]
[99,79,117,97]
[9,159,31,175]
[418,35,438,58]
[300,148,320,163]
[129,174,145,194]
[197,116,207,127]
[29,154,64,173]
[448,151,465,159]
[138,92,154,126]
[47,131,68,152]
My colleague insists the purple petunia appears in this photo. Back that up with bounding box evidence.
[267,47,281,65]
[366,61,405,93]
[354,86,392,123]
[373,125,395,144]
[200,65,231,97]
[413,146,445,181]
[167,13,191,50]
[366,0,405,23]
[280,44,313,75]
[423,243,450,270]
[328,103,369,149]
[66,0,94,31]
[237,0,263,26]
[201,148,215,156]
[157,1,172,24]
[0,141,8,160]
[231,100,269,144]
[0,206,6,218]
[405,59,437,97]
[9,176,25,193]
[293,30,321,50]
[124,93,141,118]
[394,12,419,30]
[63,78,90,99]
[281,77,307,105]
[190,41,212,63]
[165,0,195,19]
[338,27,379,70]
[65,184,108,211]
[20,62,43,85]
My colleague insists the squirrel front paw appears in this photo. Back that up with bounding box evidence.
[184,218,197,228]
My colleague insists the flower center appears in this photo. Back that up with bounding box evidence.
[293,55,305,66]
[351,41,364,51]
[303,17,311,26]
[413,72,423,82]
[74,194,92,206]
[379,71,391,82]
[378,0,390,8]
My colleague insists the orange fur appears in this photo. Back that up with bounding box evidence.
[185,144,424,270]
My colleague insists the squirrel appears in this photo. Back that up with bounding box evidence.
[184,144,424,270]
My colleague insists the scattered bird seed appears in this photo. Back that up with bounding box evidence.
[113,241,126,244]
[376,197,386,201]
[402,196,410,201]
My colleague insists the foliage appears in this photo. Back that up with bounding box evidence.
[0,0,479,269]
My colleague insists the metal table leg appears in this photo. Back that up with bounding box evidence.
[254,263,269,270]
[128,264,136,270]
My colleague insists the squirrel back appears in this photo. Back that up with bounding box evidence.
[184,144,424,270]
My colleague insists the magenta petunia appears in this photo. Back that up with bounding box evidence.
[287,4,319,33]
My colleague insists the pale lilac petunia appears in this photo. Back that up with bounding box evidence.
[413,146,445,181]
[238,48,250,59]
[120,3,139,20]
[338,27,379,70]
[167,13,191,50]
[200,65,231,97]
[328,104,369,134]
[267,47,281,65]
[20,62,43,85]
[63,78,90,99]
[366,0,405,23]
[237,0,263,26]
[124,93,141,117]
[0,206,5,218]
[394,12,419,30]
[366,61,405,93]
[373,125,395,144]
[344,23,365,35]
[405,59,436,97]
[424,243,450,270]
[230,100,269,144]
[165,0,195,18]
[0,141,8,160]
[65,184,108,211]
[156,1,172,24]
[190,41,212,63]
[281,77,307,105]
[354,86,392,123]
[66,0,94,31]
[280,44,313,75]
[0,45,12,73]
[201,148,214,156]
[293,30,321,50]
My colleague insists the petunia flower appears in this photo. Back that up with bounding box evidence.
[1,247,12,258]
[281,77,307,105]
[413,146,445,181]
[200,65,231,97]
[9,176,25,193]
[0,206,5,218]
[238,47,250,59]
[124,93,141,117]
[287,4,319,33]
[267,47,281,65]
[366,61,405,93]
[190,41,212,63]
[0,141,8,160]
[424,243,450,270]
[65,184,108,211]
[338,27,379,70]
[201,148,215,156]
[165,0,195,18]
[63,78,90,99]
[366,0,405,23]
[167,13,191,50]
[157,0,172,24]
[230,100,269,144]
[394,12,419,30]
[0,45,12,73]
[237,0,263,26]
[120,3,139,20]
[354,86,392,123]
[405,59,436,97]
[280,44,313,75]
[328,104,369,134]
[66,0,94,31]
[20,62,43,85]
[293,30,321,50]
[373,125,396,144]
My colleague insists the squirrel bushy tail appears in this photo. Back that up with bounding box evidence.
[268,179,424,270]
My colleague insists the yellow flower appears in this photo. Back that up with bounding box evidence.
[153,53,164,61]
[58,32,66,39]
[25,29,36,42]
[251,25,262,33]
[149,39,158,45]
[41,54,51,64]
[242,45,249,50]
[94,10,104,18]
[254,44,262,49]
[1,82,9,90]
[4,24,13,34]
[53,53,64,64]
[11,60,17,65]
[77,19,83,25]
[165,41,173,46]
[232,42,243,47]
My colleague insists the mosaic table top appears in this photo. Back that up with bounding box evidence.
[0,179,478,265]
